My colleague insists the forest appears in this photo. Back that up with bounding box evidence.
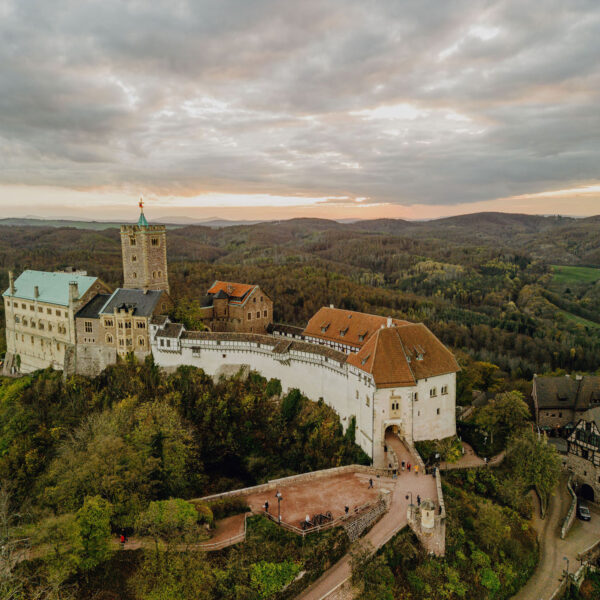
[0,212,597,598]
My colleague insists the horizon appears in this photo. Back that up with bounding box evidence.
[1,2,599,220]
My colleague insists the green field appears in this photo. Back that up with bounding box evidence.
[551,265,600,285]
[559,309,600,329]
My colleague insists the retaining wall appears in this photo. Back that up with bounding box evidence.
[561,476,577,539]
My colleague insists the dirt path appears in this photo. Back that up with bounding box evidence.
[113,513,247,552]
[511,477,600,600]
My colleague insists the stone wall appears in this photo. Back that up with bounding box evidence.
[343,499,387,542]
[567,453,600,502]
[68,344,118,378]
[561,475,577,539]
[121,224,169,293]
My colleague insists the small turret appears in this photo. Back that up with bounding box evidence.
[8,271,15,295]
[68,281,79,304]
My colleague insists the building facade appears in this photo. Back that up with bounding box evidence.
[120,202,169,294]
[73,288,173,375]
[198,281,273,333]
[567,420,600,503]
[2,270,110,374]
[150,308,459,467]
[532,374,600,432]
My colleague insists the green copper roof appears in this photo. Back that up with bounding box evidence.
[2,270,99,306]
[138,211,148,227]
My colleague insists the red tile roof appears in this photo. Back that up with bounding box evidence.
[207,281,256,299]
[302,306,409,349]
[347,323,459,388]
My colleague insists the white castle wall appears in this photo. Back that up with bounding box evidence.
[151,329,456,466]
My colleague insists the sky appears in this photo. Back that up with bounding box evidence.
[0,0,599,222]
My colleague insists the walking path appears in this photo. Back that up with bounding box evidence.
[511,477,600,600]
[439,441,505,470]
[296,433,438,600]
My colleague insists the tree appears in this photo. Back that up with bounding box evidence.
[76,495,113,572]
[473,391,530,448]
[249,561,301,599]
[506,430,561,510]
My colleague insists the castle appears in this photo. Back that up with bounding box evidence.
[2,204,459,467]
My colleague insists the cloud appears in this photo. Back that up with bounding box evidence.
[0,0,599,210]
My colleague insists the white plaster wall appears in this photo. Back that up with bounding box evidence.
[154,339,377,460]
[412,373,456,442]
[152,337,457,466]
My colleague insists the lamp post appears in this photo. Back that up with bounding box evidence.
[275,491,283,525]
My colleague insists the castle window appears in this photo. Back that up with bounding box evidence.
[56,309,61,316]
[31,321,36,329]
[104,319,113,327]
[125,321,131,329]
[256,311,260,319]
[152,271,157,279]
[263,310,267,317]
[30,336,34,344]
[248,312,252,320]
[160,339,164,347]
[118,322,123,329]
[138,337,145,346]
[39,322,44,331]
[437,408,440,415]
[136,321,146,329]
[48,324,52,332]
[365,396,370,407]
[126,339,132,346]
[130,237,136,246]
[29,305,34,311]
[14,316,20,324]
[131,255,137,262]
[119,339,124,346]
[47,308,51,314]
[430,388,437,398]
[38,306,43,313]
[441,385,448,395]
[21,303,26,309]
[166,339,171,348]
[132,272,137,279]
[84,321,93,333]
[414,392,419,401]
[106,334,113,343]
[151,237,159,246]
[253,298,256,303]
[260,296,263,301]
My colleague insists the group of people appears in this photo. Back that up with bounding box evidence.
[400,460,419,474]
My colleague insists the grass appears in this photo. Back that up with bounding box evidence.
[551,265,600,285]
[559,310,600,329]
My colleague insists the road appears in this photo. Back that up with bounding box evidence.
[511,479,600,600]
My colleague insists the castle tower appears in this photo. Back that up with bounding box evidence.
[120,200,169,294]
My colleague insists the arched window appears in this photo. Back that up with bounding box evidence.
[138,337,145,346]
[106,334,113,344]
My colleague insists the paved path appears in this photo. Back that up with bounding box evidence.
[296,434,438,600]
[440,441,505,470]
[511,478,600,600]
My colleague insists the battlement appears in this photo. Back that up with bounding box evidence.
[120,224,166,233]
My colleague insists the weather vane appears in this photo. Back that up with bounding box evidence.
[139,197,144,210]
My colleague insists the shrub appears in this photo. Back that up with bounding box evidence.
[207,496,250,521]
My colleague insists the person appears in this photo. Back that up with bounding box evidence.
[264,500,269,513]
[407,463,411,472]
[368,478,373,488]
[417,495,421,506]
[345,505,349,515]
[305,514,311,524]
[415,464,419,476]
[401,460,405,471]
[120,532,126,549]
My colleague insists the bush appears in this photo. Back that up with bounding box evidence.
[206,496,250,521]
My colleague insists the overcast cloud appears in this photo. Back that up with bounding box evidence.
[0,0,599,210]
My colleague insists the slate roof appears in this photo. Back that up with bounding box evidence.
[98,288,164,317]
[150,315,169,326]
[156,323,184,338]
[303,307,409,349]
[76,294,111,319]
[347,323,460,388]
[3,270,100,306]
[533,375,600,411]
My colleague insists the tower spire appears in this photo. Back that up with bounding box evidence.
[137,197,148,227]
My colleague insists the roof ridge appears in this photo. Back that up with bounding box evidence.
[393,326,416,383]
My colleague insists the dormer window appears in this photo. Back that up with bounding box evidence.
[340,327,348,337]
[361,354,370,366]
[320,322,330,333]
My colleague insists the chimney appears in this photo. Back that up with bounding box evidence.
[34,285,39,299]
[386,316,392,328]
[68,281,79,304]
[8,271,15,295]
